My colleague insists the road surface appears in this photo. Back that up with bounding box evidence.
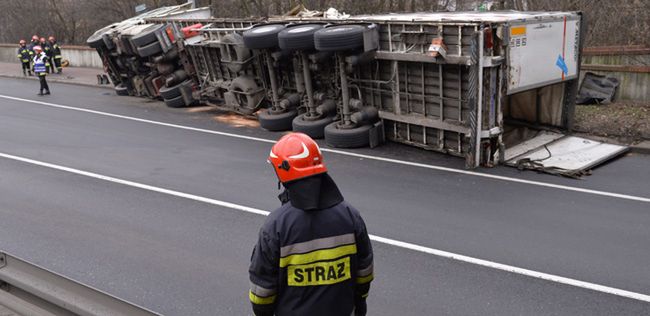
[0,78,649,315]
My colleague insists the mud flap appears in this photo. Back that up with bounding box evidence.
[369,121,385,149]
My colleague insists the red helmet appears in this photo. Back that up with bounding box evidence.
[48,36,55,42]
[39,37,46,42]
[268,133,327,183]
[32,35,39,41]
[19,39,26,45]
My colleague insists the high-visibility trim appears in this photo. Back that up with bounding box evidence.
[287,257,351,286]
[279,244,357,268]
[356,263,373,277]
[249,291,277,305]
[280,233,355,257]
[355,273,374,284]
[361,293,369,298]
[250,282,276,297]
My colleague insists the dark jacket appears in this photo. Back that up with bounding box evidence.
[249,173,373,316]
[17,46,31,62]
[41,42,53,57]
[50,42,62,57]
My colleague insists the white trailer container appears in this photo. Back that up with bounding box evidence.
[93,9,627,176]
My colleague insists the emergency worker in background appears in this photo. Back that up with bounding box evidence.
[32,46,50,96]
[28,35,39,52]
[39,37,52,73]
[17,40,32,76]
[249,133,373,316]
[48,36,63,74]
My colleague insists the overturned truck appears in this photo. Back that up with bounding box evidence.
[87,6,627,174]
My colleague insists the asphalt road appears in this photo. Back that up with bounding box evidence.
[0,78,649,315]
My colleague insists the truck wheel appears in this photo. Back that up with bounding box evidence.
[159,79,191,100]
[278,24,324,52]
[115,83,129,96]
[292,114,334,139]
[258,109,298,131]
[324,122,372,148]
[137,41,163,58]
[315,25,365,52]
[243,24,286,49]
[131,24,163,47]
[164,94,187,108]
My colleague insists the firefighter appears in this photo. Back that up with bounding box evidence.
[48,36,63,74]
[28,35,39,52]
[32,46,50,96]
[39,37,52,73]
[249,133,373,316]
[17,40,32,76]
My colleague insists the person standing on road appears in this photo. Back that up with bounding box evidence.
[48,36,63,74]
[17,40,32,76]
[249,133,374,316]
[39,37,52,74]
[32,46,50,96]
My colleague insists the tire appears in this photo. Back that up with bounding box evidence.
[278,24,324,52]
[258,109,298,131]
[164,94,186,108]
[292,114,335,139]
[243,24,286,49]
[324,122,372,148]
[137,41,162,58]
[315,25,365,52]
[159,79,191,99]
[131,24,163,47]
[115,83,129,96]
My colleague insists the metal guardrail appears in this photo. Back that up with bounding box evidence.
[0,252,161,316]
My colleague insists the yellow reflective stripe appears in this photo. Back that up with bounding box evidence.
[287,257,351,286]
[361,292,369,298]
[249,291,276,305]
[355,273,374,284]
[279,244,357,268]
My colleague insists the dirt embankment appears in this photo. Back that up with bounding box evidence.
[573,102,650,143]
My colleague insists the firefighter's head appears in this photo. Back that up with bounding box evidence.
[31,35,39,42]
[268,133,327,184]
[19,39,26,46]
[48,36,55,43]
[33,46,42,53]
[39,37,46,44]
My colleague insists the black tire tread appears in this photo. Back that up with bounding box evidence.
[324,122,372,148]
[258,109,298,131]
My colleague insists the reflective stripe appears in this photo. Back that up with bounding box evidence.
[279,244,356,268]
[361,293,369,298]
[355,273,373,284]
[249,291,276,305]
[54,55,62,59]
[287,256,351,286]
[356,263,373,277]
[280,233,355,257]
[250,282,276,297]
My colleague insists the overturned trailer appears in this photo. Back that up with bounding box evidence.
[88,8,628,174]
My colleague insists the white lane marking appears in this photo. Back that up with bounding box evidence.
[1,151,650,303]
[0,94,648,204]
